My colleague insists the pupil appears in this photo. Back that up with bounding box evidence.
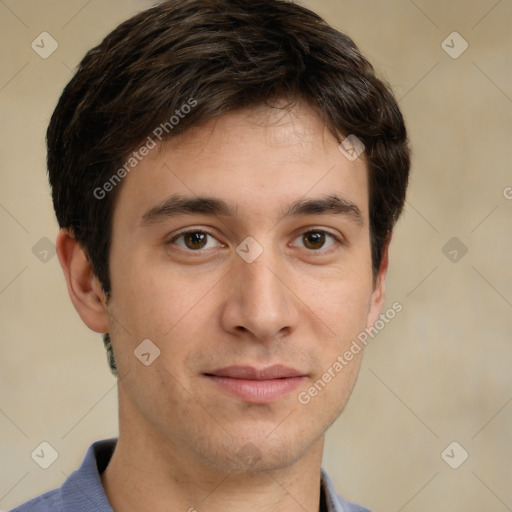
[185,232,207,249]
[304,232,325,249]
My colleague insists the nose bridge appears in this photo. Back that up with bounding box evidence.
[224,239,298,340]
[242,253,281,307]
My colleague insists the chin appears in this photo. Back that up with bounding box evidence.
[195,427,320,474]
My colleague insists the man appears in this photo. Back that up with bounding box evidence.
[12,0,409,510]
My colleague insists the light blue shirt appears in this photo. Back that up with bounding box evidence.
[10,439,371,512]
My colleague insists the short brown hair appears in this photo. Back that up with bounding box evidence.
[47,0,410,372]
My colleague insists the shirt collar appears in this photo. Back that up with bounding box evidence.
[320,468,371,512]
[59,439,115,511]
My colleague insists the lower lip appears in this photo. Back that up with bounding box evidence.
[206,375,306,403]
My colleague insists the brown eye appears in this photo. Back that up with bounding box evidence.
[172,230,221,251]
[302,231,326,250]
[183,232,208,250]
[291,230,339,252]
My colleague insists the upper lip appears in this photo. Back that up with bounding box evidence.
[205,365,305,380]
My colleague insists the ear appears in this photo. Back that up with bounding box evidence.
[56,229,109,333]
[366,234,391,328]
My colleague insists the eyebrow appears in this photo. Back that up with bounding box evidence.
[284,195,364,225]
[140,194,364,226]
[140,195,237,225]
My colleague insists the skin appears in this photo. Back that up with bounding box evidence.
[57,102,389,512]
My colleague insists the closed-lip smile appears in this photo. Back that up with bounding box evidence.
[204,365,307,403]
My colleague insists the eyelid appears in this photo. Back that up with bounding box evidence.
[291,227,344,245]
[167,227,225,249]
[166,225,344,253]
[292,226,346,254]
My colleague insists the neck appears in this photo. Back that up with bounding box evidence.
[101,396,325,512]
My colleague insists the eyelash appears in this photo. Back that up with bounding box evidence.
[169,228,224,252]
[167,227,343,253]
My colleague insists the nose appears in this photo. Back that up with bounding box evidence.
[220,247,300,342]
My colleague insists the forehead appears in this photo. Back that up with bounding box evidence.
[112,103,369,228]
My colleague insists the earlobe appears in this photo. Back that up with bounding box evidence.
[366,234,391,328]
[56,229,109,333]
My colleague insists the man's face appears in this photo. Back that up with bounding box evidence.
[106,103,385,472]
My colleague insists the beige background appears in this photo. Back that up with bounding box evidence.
[1,0,511,510]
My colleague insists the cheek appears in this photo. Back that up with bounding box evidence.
[109,250,214,338]
[295,264,374,407]
[297,266,374,337]
[106,262,225,386]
